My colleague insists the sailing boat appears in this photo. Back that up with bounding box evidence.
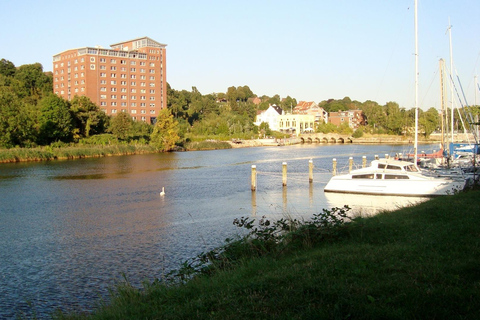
[324,0,466,197]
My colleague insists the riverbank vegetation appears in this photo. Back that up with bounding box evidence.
[54,188,479,319]
[2,58,479,162]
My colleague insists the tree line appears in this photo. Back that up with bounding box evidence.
[2,58,478,149]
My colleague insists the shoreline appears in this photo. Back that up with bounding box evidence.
[0,134,461,164]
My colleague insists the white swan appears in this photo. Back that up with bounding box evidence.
[160,187,165,196]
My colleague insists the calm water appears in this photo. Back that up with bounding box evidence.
[0,143,433,318]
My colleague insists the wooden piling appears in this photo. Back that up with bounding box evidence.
[251,165,257,191]
[349,157,353,172]
[282,162,287,186]
[332,158,337,176]
[309,159,313,183]
[362,156,367,168]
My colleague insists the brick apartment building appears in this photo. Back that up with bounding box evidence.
[53,37,167,123]
[328,110,366,129]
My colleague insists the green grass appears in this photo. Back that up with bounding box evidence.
[56,189,480,319]
[0,144,159,162]
[184,140,232,151]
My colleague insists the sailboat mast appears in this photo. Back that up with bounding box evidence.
[414,0,419,165]
[439,58,446,154]
[448,19,454,146]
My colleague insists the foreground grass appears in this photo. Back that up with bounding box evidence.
[58,190,479,319]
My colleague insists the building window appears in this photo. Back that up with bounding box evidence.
[150,96,155,101]
[121,95,127,100]
[149,89,155,94]
[141,109,146,114]
[111,102,117,106]
[150,110,156,114]
[100,87,107,92]
[90,57,95,62]
[131,68,136,72]
[111,73,116,78]
[111,87,117,92]
[149,103,155,107]
[100,58,106,63]
[131,74,136,79]
[131,81,136,86]
[111,80,116,85]
[131,109,137,114]
[131,96,136,100]
[130,61,136,65]
[131,88,136,93]
[110,59,116,64]
[100,102,107,106]
[100,95,107,99]
[149,69,155,73]
[90,64,95,70]
[100,73,106,77]
[111,66,116,70]
[112,109,117,114]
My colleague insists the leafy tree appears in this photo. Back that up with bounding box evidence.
[419,107,440,137]
[259,122,272,136]
[280,96,297,113]
[0,59,16,77]
[14,63,52,97]
[70,96,108,139]
[109,112,134,140]
[0,87,32,147]
[150,108,179,151]
[38,94,74,144]
[385,101,404,134]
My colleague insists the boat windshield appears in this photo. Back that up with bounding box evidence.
[405,164,419,172]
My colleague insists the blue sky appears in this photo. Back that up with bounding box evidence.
[1,0,479,110]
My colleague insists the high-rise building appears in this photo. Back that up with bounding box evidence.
[53,37,167,123]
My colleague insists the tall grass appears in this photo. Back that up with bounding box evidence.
[0,144,159,163]
[55,189,480,319]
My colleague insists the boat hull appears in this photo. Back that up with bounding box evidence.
[324,175,464,197]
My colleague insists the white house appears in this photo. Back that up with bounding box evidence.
[254,104,284,131]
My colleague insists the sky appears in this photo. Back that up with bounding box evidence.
[1,0,479,110]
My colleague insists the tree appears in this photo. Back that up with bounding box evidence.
[0,59,16,77]
[150,108,179,151]
[70,96,108,139]
[0,87,37,147]
[14,63,52,97]
[109,112,134,140]
[38,94,74,144]
[419,107,440,137]
[385,101,404,134]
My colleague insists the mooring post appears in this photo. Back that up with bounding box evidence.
[332,158,337,176]
[362,156,367,168]
[349,157,353,172]
[309,159,313,183]
[251,165,257,191]
[282,162,287,186]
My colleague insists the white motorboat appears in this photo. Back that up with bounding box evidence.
[324,158,465,197]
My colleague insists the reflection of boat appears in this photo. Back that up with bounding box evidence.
[324,192,428,216]
[324,158,465,197]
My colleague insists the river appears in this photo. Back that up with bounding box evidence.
[0,143,435,318]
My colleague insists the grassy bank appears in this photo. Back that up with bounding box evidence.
[0,144,159,163]
[184,140,232,151]
[56,189,480,320]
